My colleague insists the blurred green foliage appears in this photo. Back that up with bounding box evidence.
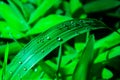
[0,0,120,80]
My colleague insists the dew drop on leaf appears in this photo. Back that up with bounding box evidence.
[23,67,27,71]
[46,36,50,40]
[40,38,44,43]
[19,61,22,64]
[57,37,63,41]
[41,50,44,53]
[34,68,38,72]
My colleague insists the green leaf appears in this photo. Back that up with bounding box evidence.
[39,61,56,79]
[0,69,2,80]
[2,43,9,80]
[26,14,72,35]
[0,1,29,31]
[21,0,28,3]
[8,0,25,20]
[62,60,78,76]
[28,0,56,24]
[9,0,28,20]
[102,68,113,79]
[63,1,71,17]
[0,21,25,39]
[56,45,62,76]
[0,42,24,56]
[28,0,42,6]
[94,51,108,63]
[23,3,35,20]
[94,46,120,63]
[109,46,120,59]
[22,66,43,80]
[6,19,107,80]
[95,31,120,53]
[74,33,86,51]
[84,0,120,13]
[73,35,95,80]
[70,0,82,14]
[60,44,78,67]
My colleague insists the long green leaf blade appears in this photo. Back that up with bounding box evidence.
[73,34,95,80]
[6,18,107,80]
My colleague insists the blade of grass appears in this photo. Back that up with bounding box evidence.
[73,34,95,80]
[56,44,62,79]
[2,43,9,80]
[6,19,107,80]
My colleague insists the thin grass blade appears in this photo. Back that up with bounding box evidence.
[73,35,95,80]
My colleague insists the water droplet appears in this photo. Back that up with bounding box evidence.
[34,68,38,72]
[23,67,27,71]
[41,50,44,53]
[40,38,44,43]
[46,36,50,40]
[19,61,22,64]
[57,37,63,41]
